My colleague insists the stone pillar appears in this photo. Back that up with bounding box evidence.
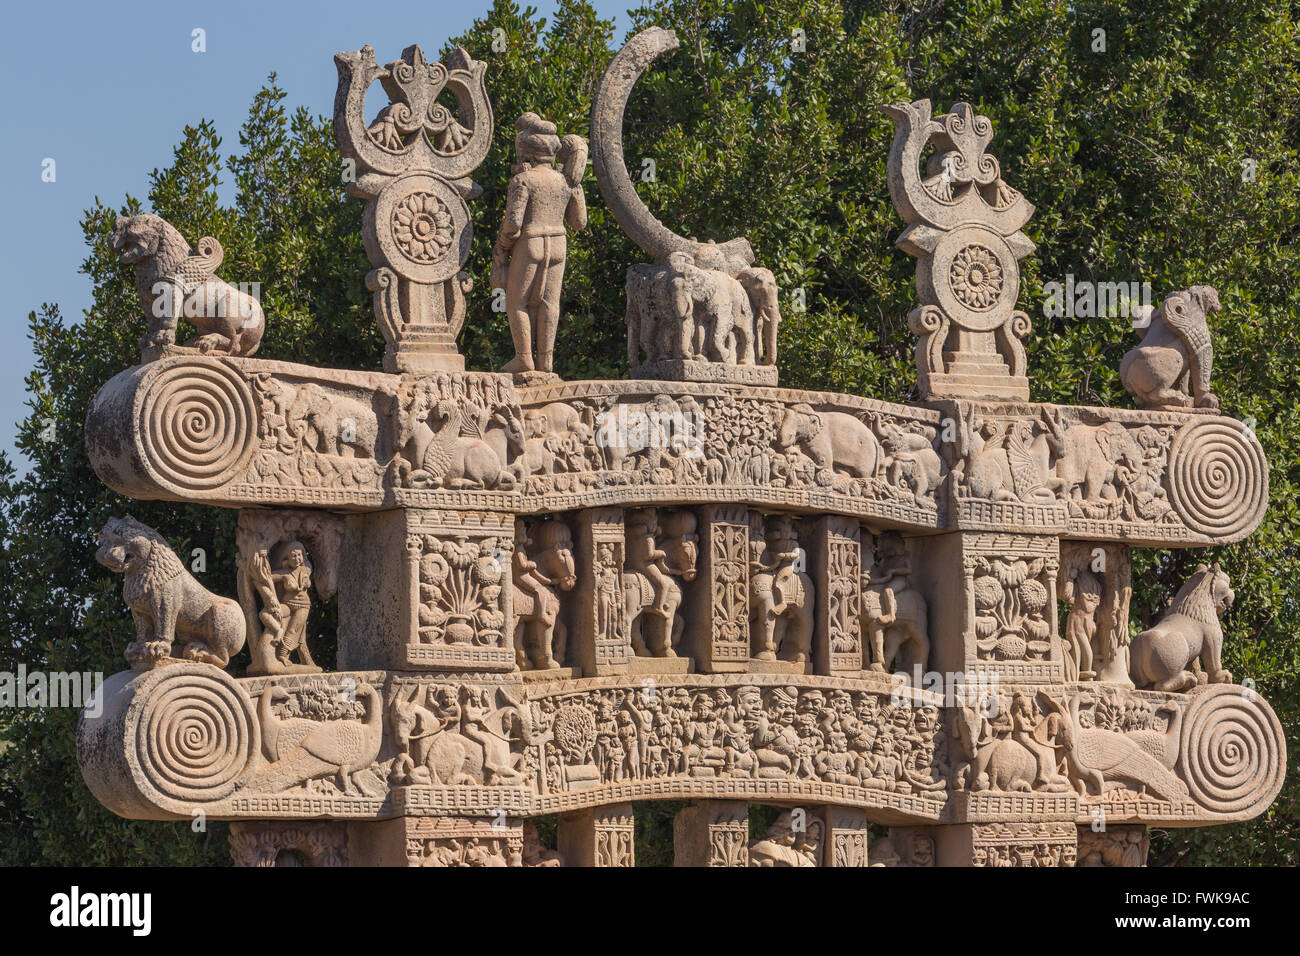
[911,531,1062,684]
[574,508,629,676]
[933,822,1077,867]
[809,516,863,675]
[673,800,749,866]
[692,505,750,672]
[557,803,636,866]
[821,806,870,866]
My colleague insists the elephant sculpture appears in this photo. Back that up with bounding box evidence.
[777,404,883,480]
[625,244,757,367]
[1053,420,1145,504]
[288,383,379,459]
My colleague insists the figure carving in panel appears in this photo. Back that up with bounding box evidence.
[624,509,696,657]
[952,693,1072,793]
[389,683,533,787]
[748,810,823,867]
[512,519,577,670]
[862,532,929,673]
[237,510,345,676]
[749,514,813,663]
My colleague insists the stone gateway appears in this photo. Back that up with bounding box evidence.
[76,29,1284,867]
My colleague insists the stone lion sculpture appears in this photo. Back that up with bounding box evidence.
[110,213,265,357]
[95,515,246,668]
[1129,563,1235,692]
[1120,285,1220,410]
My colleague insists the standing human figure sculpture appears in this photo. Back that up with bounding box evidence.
[493,112,588,379]
[250,539,318,671]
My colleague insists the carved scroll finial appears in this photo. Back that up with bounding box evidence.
[335,44,494,373]
[884,99,1036,400]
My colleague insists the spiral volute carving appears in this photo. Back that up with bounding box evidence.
[1167,419,1267,539]
[1178,684,1285,816]
[137,360,258,491]
[134,667,256,802]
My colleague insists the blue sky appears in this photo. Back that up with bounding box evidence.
[0,0,632,467]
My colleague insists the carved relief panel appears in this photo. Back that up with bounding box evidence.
[574,508,629,676]
[811,516,862,674]
[694,505,751,672]
[338,508,514,672]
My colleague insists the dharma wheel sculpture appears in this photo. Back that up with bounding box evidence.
[77,29,1283,867]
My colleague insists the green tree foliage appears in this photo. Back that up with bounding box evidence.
[1,0,1295,865]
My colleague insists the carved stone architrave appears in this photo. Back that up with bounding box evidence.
[693,506,751,672]
[574,508,629,676]
[73,27,1289,871]
[338,508,514,672]
[809,516,863,674]
[822,805,870,866]
[673,800,749,867]
[936,821,1078,867]
[557,802,635,866]
[230,821,347,867]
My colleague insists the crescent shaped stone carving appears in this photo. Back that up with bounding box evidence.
[591,27,753,266]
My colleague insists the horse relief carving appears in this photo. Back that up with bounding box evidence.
[512,520,577,669]
[862,532,929,673]
[623,509,696,657]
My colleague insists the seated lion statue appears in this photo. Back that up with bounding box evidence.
[1129,563,1235,692]
[95,516,246,668]
[110,213,265,358]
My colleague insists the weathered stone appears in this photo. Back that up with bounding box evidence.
[74,27,1285,867]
